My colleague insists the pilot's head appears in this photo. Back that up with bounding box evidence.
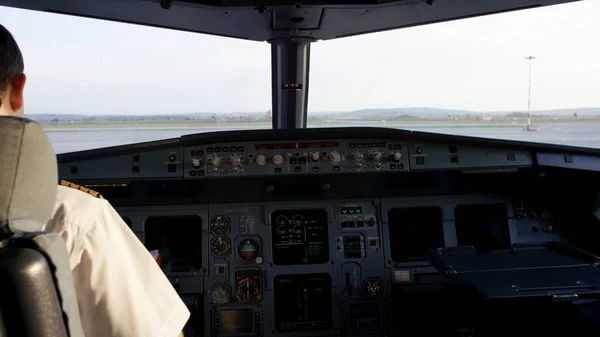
[0,24,26,117]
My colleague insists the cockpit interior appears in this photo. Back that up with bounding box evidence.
[55,127,600,337]
[1,0,600,337]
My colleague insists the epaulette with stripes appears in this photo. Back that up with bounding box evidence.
[60,180,103,199]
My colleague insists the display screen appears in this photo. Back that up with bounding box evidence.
[144,216,202,273]
[220,309,253,334]
[254,143,296,150]
[454,204,510,252]
[387,207,444,262]
[274,273,333,332]
[298,142,338,149]
[347,303,381,330]
[271,209,329,265]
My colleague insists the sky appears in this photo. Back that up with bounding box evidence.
[0,1,599,115]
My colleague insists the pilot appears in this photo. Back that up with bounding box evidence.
[0,24,189,337]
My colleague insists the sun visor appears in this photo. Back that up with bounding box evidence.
[427,243,600,302]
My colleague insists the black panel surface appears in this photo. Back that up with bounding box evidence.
[428,244,600,300]
[388,206,444,263]
[144,216,203,273]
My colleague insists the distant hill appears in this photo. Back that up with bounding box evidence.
[25,107,600,123]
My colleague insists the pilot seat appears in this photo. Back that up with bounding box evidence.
[0,116,84,337]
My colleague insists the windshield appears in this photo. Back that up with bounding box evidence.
[1,1,598,154]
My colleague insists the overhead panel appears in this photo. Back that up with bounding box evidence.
[0,0,582,41]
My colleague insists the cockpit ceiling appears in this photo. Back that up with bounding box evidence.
[0,0,581,41]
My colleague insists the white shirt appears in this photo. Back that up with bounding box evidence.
[44,185,190,337]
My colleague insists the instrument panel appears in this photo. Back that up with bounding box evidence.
[119,196,561,337]
[59,129,594,337]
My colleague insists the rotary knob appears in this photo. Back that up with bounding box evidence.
[230,155,241,166]
[211,156,221,166]
[329,152,341,164]
[310,152,320,162]
[392,152,402,161]
[352,152,364,162]
[272,154,283,165]
[371,152,383,161]
[256,154,266,165]
[191,158,201,168]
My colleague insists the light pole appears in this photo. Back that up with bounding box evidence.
[525,56,536,130]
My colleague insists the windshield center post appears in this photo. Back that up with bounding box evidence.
[269,37,315,129]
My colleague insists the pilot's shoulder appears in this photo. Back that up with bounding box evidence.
[49,182,111,234]
[59,180,104,199]
[55,181,108,213]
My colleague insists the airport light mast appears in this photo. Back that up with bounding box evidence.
[524,56,540,131]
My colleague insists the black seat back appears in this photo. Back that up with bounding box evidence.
[0,116,84,337]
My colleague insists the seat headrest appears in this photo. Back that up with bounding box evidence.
[0,116,57,233]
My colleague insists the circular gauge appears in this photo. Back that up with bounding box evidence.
[211,237,231,257]
[236,277,260,301]
[211,216,230,234]
[238,239,259,261]
[365,279,383,296]
[275,215,288,226]
[211,284,232,304]
[292,214,304,225]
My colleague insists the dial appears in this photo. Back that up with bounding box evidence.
[272,154,284,165]
[371,151,383,161]
[275,215,288,226]
[256,154,267,165]
[238,238,260,261]
[352,152,364,162]
[211,284,232,304]
[236,276,260,301]
[230,155,241,166]
[211,237,231,257]
[211,216,230,234]
[191,158,201,168]
[329,152,341,164]
[212,157,221,166]
[391,152,402,161]
[292,214,304,225]
[365,279,383,296]
[310,152,320,162]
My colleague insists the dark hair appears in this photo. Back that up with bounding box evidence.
[0,24,24,106]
